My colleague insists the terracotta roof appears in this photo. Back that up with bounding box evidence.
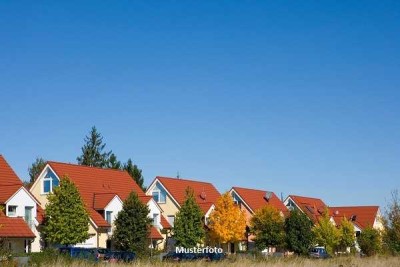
[232,187,288,215]
[36,205,45,224]
[0,213,35,238]
[155,176,220,214]
[47,161,146,228]
[0,184,23,204]
[330,206,379,230]
[288,195,328,223]
[161,215,171,229]
[0,155,24,204]
[93,193,119,210]
[0,155,23,186]
[149,226,163,240]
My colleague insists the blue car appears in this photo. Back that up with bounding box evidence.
[58,247,98,261]
[309,247,330,259]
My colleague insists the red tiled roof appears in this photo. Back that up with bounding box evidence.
[0,155,23,186]
[161,215,171,229]
[149,226,163,240]
[289,195,328,223]
[232,187,288,215]
[0,155,24,204]
[48,161,146,228]
[93,193,119,210]
[36,205,45,224]
[0,184,23,204]
[156,176,220,214]
[0,213,35,238]
[330,206,379,230]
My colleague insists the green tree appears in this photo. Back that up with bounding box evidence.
[358,226,382,256]
[77,126,111,167]
[383,190,400,255]
[285,209,314,255]
[173,187,205,248]
[113,191,152,256]
[28,157,46,184]
[106,153,122,169]
[338,217,355,252]
[251,206,286,251]
[123,159,145,191]
[43,176,89,246]
[312,208,340,255]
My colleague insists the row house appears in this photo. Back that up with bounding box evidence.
[145,176,221,249]
[229,187,288,253]
[29,161,170,250]
[0,155,42,253]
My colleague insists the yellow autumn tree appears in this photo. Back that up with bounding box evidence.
[208,192,246,244]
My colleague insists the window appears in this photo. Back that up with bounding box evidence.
[106,211,113,224]
[153,213,159,226]
[43,169,59,194]
[152,190,166,204]
[8,205,17,216]
[167,215,175,227]
[152,191,159,203]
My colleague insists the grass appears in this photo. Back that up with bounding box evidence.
[29,255,400,267]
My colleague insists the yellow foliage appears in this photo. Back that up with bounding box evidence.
[208,192,247,244]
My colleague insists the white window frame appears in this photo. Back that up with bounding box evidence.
[152,189,166,204]
[7,205,17,217]
[106,211,113,224]
[43,176,53,194]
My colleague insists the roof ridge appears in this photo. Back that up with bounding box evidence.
[233,186,271,193]
[157,176,215,185]
[330,206,379,208]
[48,161,128,173]
[290,194,323,201]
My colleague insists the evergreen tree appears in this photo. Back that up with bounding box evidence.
[43,176,89,246]
[338,217,355,251]
[113,191,152,256]
[173,187,205,248]
[312,208,340,255]
[383,190,400,255]
[123,159,145,191]
[28,157,46,184]
[106,153,122,169]
[208,192,246,244]
[285,209,314,255]
[251,206,286,251]
[77,126,111,167]
[358,226,382,256]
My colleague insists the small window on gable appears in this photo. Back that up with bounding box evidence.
[106,211,113,224]
[43,169,59,194]
[8,205,17,216]
[152,191,159,203]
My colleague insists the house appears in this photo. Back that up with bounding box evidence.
[283,195,334,224]
[330,206,383,235]
[229,187,288,252]
[29,161,170,250]
[0,155,42,253]
[145,176,220,250]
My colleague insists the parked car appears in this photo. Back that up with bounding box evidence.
[103,251,135,263]
[162,252,203,261]
[309,247,330,259]
[58,247,97,261]
[204,252,226,261]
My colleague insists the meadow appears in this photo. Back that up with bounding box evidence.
[32,256,400,267]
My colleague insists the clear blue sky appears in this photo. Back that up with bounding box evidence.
[1,1,399,209]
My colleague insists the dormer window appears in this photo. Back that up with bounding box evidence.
[43,169,59,194]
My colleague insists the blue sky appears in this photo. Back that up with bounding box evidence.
[1,1,399,208]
